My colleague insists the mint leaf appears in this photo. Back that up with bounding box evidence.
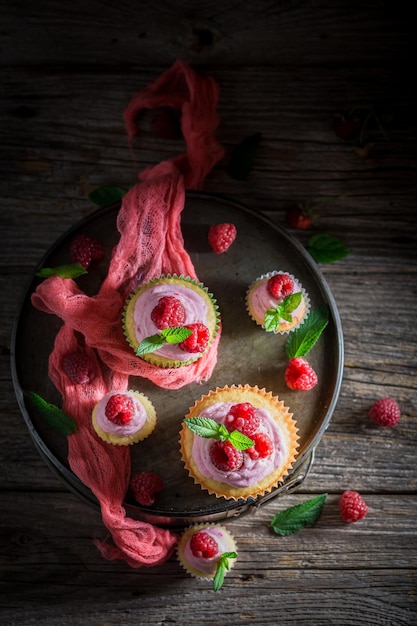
[228,430,255,451]
[30,392,77,436]
[184,417,253,450]
[88,186,126,207]
[161,327,192,344]
[264,292,302,332]
[136,326,192,356]
[136,334,165,356]
[269,494,327,536]
[286,305,329,358]
[213,551,237,592]
[228,132,262,181]
[184,416,222,439]
[36,263,87,279]
[307,233,349,263]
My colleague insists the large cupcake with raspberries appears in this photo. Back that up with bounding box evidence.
[179,384,299,501]
[92,389,157,446]
[246,270,310,334]
[123,274,220,368]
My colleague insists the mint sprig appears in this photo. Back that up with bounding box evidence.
[269,494,327,536]
[136,326,192,356]
[307,233,349,263]
[36,263,87,279]
[184,416,254,450]
[286,305,329,358]
[30,392,77,436]
[264,291,302,333]
[213,551,238,592]
[88,186,126,207]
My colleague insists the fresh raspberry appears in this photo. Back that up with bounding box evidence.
[209,440,243,471]
[179,323,210,353]
[224,402,260,436]
[267,273,295,301]
[150,296,186,330]
[285,357,318,391]
[285,205,313,230]
[208,223,237,254]
[339,490,368,523]
[70,233,105,269]
[189,530,219,559]
[62,351,92,384]
[105,393,134,425]
[246,432,274,459]
[369,397,401,427]
[130,471,164,506]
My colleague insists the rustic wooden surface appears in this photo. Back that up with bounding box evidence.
[1,2,416,624]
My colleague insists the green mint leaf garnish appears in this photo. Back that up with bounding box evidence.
[136,326,192,356]
[36,263,87,279]
[30,392,77,436]
[307,233,349,263]
[269,494,327,536]
[227,132,262,181]
[88,186,127,207]
[184,417,253,450]
[286,305,329,358]
[213,551,237,592]
[264,291,302,332]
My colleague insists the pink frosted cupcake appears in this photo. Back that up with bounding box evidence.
[246,270,310,334]
[177,524,237,590]
[92,390,156,445]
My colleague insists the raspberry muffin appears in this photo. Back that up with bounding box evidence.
[179,384,299,500]
[92,390,157,445]
[246,270,310,334]
[123,274,220,368]
[177,524,237,588]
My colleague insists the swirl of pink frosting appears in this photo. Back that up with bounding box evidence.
[94,391,147,437]
[191,402,287,488]
[133,283,209,361]
[183,527,234,575]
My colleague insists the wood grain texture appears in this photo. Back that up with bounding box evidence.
[1,1,416,624]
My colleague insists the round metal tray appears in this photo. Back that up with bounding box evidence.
[11,192,343,527]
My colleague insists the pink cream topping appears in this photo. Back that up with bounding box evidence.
[191,402,287,488]
[249,275,305,328]
[94,391,147,436]
[133,283,209,361]
[183,527,233,575]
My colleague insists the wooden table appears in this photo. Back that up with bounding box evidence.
[1,2,416,624]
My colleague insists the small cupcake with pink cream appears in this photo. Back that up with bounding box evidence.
[246,270,310,334]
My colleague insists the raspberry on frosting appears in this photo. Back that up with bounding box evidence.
[267,273,294,301]
[189,530,219,559]
[105,393,135,425]
[209,440,244,471]
[179,322,210,353]
[224,402,260,436]
[151,295,186,329]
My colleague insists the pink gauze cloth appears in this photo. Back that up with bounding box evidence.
[30,60,225,567]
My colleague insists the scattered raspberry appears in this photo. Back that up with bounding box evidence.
[62,351,92,384]
[285,357,318,391]
[179,323,210,353]
[369,397,401,427]
[208,223,237,253]
[267,273,295,301]
[285,205,313,230]
[339,490,368,523]
[151,296,186,330]
[130,471,164,506]
[105,393,134,425]
[224,402,260,436]
[209,440,243,471]
[246,432,274,459]
[189,530,219,559]
[70,233,105,269]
